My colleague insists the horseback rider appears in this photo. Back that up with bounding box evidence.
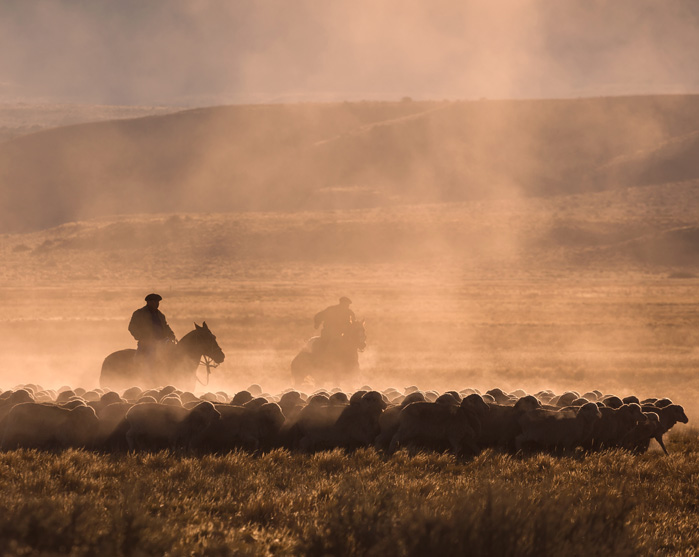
[313,296,355,356]
[128,293,177,367]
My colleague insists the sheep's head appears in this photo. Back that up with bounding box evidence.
[578,402,602,421]
[514,395,541,412]
[361,391,387,412]
[461,394,489,415]
[191,401,221,426]
[669,405,689,424]
[401,391,426,407]
[436,393,460,406]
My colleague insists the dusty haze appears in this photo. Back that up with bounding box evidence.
[1,0,699,104]
[0,1,698,422]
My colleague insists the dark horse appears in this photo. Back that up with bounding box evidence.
[291,320,366,388]
[100,322,225,392]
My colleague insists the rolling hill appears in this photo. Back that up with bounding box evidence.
[2,95,699,233]
[2,179,697,286]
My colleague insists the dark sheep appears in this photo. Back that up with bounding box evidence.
[621,411,662,454]
[602,396,624,409]
[125,401,221,452]
[375,391,428,452]
[94,402,134,452]
[478,395,542,452]
[298,391,387,452]
[640,403,689,455]
[231,391,254,405]
[1,402,99,450]
[195,402,286,453]
[587,403,645,451]
[388,394,488,458]
[516,402,602,452]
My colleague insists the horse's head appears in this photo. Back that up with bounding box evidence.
[193,321,225,364]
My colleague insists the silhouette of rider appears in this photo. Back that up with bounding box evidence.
[313,297,355,356]
[129,293,177,366]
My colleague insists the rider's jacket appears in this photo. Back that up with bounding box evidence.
[128,306,177,346]
[314,304,355,338]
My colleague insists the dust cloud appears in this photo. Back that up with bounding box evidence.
[0,1,698,421]
[1,0,698,105]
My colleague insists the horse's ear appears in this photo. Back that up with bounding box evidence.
[202,321,209,330]
[194,322,201,330]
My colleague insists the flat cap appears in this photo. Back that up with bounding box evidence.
[145,293,162,302]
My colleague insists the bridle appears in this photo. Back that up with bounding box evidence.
[195,332,221,386]
[196,355,219,386]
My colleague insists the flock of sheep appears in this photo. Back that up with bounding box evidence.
[0,383,689,458]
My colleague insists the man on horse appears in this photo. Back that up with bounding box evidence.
[128,293,177,369]
[313,296,355,358]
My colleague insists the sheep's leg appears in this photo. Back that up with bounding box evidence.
[654,434,669,456]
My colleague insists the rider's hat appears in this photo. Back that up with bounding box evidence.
[339,296,352,304]
[145,293,162,302]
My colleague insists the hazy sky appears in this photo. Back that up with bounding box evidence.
[1,0,699,105]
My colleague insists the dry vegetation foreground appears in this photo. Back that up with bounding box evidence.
[0,434,698,556]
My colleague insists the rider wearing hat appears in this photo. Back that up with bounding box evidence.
[129,294,177,361]
[314,297,355,353]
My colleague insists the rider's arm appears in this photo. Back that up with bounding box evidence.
[128,311,144,341]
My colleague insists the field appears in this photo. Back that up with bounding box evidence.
[1,98,699,554]
[1,438,698,555]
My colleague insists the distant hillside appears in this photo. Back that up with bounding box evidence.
[0,103,182,143]
[2,180,697,284]
[2,96,699,232]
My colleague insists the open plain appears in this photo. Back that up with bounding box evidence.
[1,98,699,554]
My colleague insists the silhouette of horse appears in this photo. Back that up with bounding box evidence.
[291,319,366,388]
[100,322,225,392]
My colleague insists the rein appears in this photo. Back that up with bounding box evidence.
[196,355,219,386]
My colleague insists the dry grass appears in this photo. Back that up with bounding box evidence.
[0,431,697,555]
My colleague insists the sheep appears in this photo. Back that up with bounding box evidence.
[231,391,254,405]
[296,391,387,452]
[553,392,580,408]
[122,386,143,402]
[94,401,134,452]
[0,389,36,421]
[278,391,304,421]
[160,395,183,407]
[1,402,99,450]
[124,401,221,452]
[388,394,489,458]
[194,402,286,453]
[375,391,427,452]
[436,392,462,405]
[478,395,542,452]
[621,411,662,454]
[329,392,349,406]
[516,402,602,452]
[640,403,689,455]
[486,388,511,405]
[586,403,645,451]
[243,397,269,410]
[279,394,342,450]
[602,396,623,409]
